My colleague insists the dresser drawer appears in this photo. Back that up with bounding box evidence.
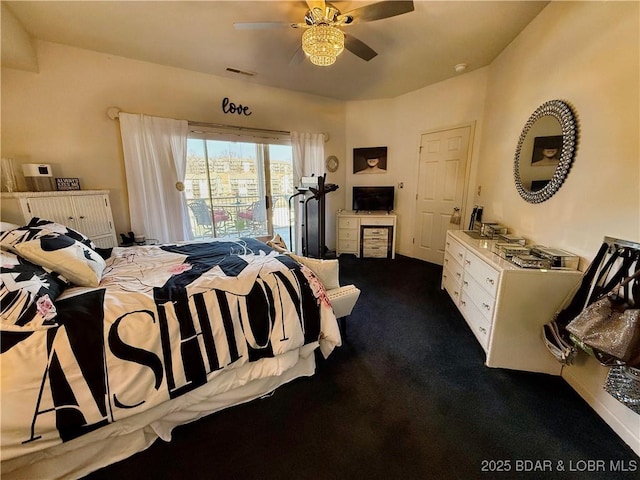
[361,217,394,226]
[362,228,389,239]
[339,217,359,229]
[444,251,464,285]
[339,240,358,252]
[339,228,358,241]
[462,275,496,323]
[464,250,499,296]
[363,246,388,258]
[363,240,388,250]
[446,234,466,266]
[460,292,492,350]
[442,266,462,304]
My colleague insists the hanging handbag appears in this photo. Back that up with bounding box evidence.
[542,242,609,364]
[603,366,640,414]
[543,320,578,364]
[566,268,640,365]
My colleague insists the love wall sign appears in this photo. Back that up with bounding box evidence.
[221,97,252,116]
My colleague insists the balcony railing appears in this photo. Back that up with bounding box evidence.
[186,194,292,241]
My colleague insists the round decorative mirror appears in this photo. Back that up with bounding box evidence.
[326,155,339,173]
[514,100,578,203]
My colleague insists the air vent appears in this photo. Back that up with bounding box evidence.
[226,67,255,77]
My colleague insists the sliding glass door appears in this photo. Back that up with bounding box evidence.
[184,137,294,247]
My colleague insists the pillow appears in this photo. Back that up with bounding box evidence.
[0,221,20,233]
[15,233,106,288]
[1,250,68,329]
[288,253,340,290]
[27,217,97,251]
[1,225,53,253]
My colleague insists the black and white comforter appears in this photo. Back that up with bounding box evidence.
[0,238,340,461]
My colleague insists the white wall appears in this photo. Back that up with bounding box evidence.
[477,1,639,259]
[345,68,489,256]
[1,40,347,248]
[478,1,640,454]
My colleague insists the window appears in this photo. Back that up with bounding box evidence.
[185,133,295,249]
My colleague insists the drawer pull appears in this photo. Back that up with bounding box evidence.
[446,242,450,247]
[465,259,471,265]
[486,278,495,285]
[482,303,490,310]
[460,300,466,306]
[479,326,487,334]
[455,272,461,277]
[458,253,464,258]
[454,291,459,296]
[443,274,447,280]
[444,258,448,263]
[463,280,468,286]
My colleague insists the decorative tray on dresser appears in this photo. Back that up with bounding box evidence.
[442,229,582,375]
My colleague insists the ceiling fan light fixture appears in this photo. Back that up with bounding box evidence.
[302,24,344,66]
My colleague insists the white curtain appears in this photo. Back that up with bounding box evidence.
[119,113,190,243]
[291,132,325,254]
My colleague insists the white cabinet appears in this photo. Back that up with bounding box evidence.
[337,214,360,256]
[336,211,397,259]
[1,190,118,248]
[442,229,582,375]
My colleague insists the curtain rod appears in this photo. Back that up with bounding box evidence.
[106,106,329,140]
[189,121,290,136]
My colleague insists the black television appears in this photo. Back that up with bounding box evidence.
[352,186,395,213]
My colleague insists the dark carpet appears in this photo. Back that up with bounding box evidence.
[85,255,638,480]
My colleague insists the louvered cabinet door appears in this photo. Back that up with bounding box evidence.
[72,195,115,242]
[22,195,75,226]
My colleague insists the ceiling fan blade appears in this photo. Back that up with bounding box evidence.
[234,22,303,30]
[338,0,414,24]
[305,1,326,13]
[344,34,377,61]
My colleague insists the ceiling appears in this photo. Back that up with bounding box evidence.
[3,1,549,101]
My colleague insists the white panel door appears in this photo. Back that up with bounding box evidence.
[413,126,471,264]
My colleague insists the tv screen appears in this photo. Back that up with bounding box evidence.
[353,186,394,212]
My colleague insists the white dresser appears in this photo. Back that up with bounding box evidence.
[336,211,397,259]
[442,229,582,375]
[1,190,118,248]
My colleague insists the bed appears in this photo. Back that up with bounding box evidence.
[0,219,343,480]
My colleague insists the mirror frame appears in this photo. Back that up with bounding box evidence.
[326,155,339,173]
[514,99,578,204]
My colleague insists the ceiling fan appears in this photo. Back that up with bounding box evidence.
[233,1,415,66]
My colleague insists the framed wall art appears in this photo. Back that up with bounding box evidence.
[354,146,387,174]
[531,135,563,166]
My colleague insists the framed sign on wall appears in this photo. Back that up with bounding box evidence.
[55,178,81,191]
